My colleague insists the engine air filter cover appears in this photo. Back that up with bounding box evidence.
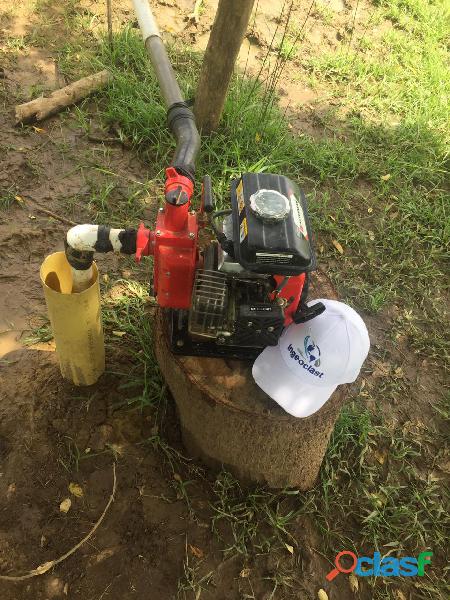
[231,172,316,276]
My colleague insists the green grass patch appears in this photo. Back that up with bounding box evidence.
[101,277,166,410]
[89,24,448,364]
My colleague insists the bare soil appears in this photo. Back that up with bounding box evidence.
[0,1,446,599]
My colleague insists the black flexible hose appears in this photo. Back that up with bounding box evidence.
[144,36,200,181]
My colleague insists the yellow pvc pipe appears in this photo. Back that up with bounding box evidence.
[40,251,105,386]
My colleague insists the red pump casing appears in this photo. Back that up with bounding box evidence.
[135,168,198,309]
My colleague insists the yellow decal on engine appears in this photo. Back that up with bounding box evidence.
[239,217,248,242]
[237,180,245,214]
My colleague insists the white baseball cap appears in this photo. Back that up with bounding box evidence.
[252,299,370,418]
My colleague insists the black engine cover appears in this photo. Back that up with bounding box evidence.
[233,303,284,347]
[230,172,316,275]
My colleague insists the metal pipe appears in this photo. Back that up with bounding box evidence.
[133,0,183,106]
[131,0,200,179]
[133,0,160,41]
[145,37,184,107]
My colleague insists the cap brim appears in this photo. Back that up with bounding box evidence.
[252,345,337,418]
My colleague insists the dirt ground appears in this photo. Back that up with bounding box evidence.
[0,1,447,599]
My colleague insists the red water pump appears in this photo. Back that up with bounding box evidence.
[64,3,324,360]
[129,161,323,359]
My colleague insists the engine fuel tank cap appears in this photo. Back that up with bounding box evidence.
[249,189,291,223]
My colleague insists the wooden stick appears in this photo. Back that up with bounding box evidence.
[29,203,77,226]
[106,0,113,49]
[0,464,117,582]
[15,70,112,125]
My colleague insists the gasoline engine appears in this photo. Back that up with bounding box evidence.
[63,0,325,360]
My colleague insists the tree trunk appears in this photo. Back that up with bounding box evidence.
[194,0,255,133]
[155,271,347,490]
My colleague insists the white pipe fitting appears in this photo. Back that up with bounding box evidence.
[67,224,125,253]
[67,224,128,293]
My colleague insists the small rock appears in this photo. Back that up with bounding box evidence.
[45,576,65,597]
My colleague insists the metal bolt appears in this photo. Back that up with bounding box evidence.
[247,322,253,327]
[159,207,164,212]
[267,326,274,332]
[165,271,171,277]
[189,210,196,216]
[189,232,195,239]
[156,230,161,236]
[176,339,184,347]
[217,335,226,345]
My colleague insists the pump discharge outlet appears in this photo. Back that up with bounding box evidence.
[40,251,105,386]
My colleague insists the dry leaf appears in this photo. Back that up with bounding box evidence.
[255,132,262,143]
[332,239,344,254]
[32,126,46,133]
[285,543,294,554]
[63,583,69,595]
[394,367,404,379]
[40,534,46,548]
[68,482,83,498]
[367,207,373,214]
[189,545,204,558]
[59,498,71,513]
[374,449,387,465]
[240,568,250,578]
[112,330,126,337]
[14,195,24,204]
[380,173,391,181]
[317,589,329,600]
[368,230,375,241]
[173,473,182,482]
[349,573,359,592]
[394,591,407,600]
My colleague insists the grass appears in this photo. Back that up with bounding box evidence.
[0,186,20,210]
[177,539,214,600]
[19,0,449,597]
[87,22,448,362]
[300,402,449,595]
[101,278,167,411]
[211,472,300,557]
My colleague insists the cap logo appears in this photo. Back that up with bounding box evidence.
[299,335,321,367]
[287,343,324,379]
